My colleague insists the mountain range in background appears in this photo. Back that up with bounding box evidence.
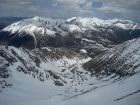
[0,16,140,105]
[0,16,140,57]
[0,17,30,30]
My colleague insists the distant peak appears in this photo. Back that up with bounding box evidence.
[32,16,42,20]
[107,18,133,24]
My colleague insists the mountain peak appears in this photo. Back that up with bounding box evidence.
[32,16,41,20]
[0,16,140,50]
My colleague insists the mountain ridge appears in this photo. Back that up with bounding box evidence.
[0,16,140,57]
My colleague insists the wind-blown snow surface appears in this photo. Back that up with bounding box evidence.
[0,38,140,105]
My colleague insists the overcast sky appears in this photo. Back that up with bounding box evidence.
[0,0,140,22]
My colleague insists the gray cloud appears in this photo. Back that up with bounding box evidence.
[53,0,86,5]
[95,0,140,22]
[0,0,140,22]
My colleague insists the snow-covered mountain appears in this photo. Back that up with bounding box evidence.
[3,16,140,34]
[66,17,140,30]
[0,37,140,105]
[0,17,140,105]
[0,16,140,57]
[84,37,140,77]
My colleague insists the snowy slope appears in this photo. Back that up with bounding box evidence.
[0,37,140,105]
[0,46,92,105]
[84,37,140,77]
[2,16,81,35]
[0,46,90,88]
